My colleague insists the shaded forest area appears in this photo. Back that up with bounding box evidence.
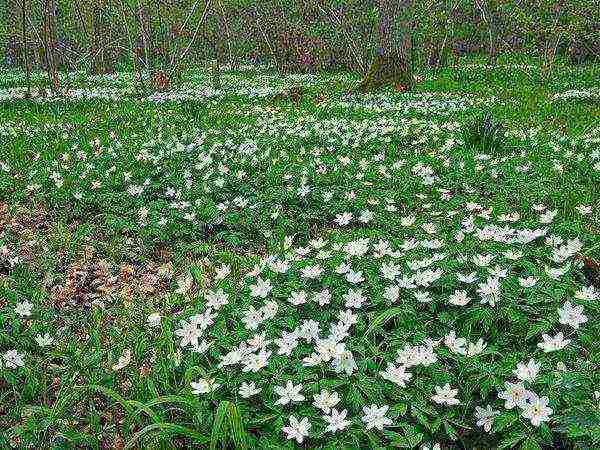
[1,0,599,91]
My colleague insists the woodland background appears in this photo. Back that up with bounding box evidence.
[0,0,598,86]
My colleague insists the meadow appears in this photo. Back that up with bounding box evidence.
[0,59,599,449]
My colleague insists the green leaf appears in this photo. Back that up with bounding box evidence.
[493,412,519,433]
[390,424,424,448]
[210,401,230,450]
[190,265,203,287]
[364,307,407,338]
[519,437,542,450]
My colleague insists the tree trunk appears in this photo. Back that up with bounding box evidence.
[91,3,101,73]
[21,0,31,97]
[356,0,413,93]
[43,0,59,91]
[72,0,92,74]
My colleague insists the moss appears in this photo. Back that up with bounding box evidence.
[355,54,413,93]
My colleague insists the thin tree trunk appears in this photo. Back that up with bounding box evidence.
[435,0,460,68]
[136,0,150,75]
[540,5,563,84]
[252,4,279,72]
[92,3,101,73]
[155,0,164,72]
[168,0,212,80]
[49,0,59,83]
[72,0,94,73]
[168,0,200,70]
[42,0,59,91]
[21,0,31,97]
[216,0,232,68]
[118,0,146,93]
[317,4,365,73]
[474,0,495,71]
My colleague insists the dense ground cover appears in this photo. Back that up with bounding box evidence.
[0,60,599,449]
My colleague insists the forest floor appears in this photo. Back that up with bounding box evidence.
[0,59,599,449]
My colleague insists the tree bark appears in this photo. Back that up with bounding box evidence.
[21,0,31,97]
[42,0,59,91]
[356,0,413,93]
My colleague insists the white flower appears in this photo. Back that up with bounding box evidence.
[175,318,202,347]
[537,332,570,352]
[206,288,229,310]
[545,264,570,280]
[361,404,392,430]
[261,300,278,320]
[331,349,357,375]
[343,289,366,308]
[15,300,33,317]
[334,212,353,226]
[214,264,231,280]
[448,289,471,306]
[191,340,212,354]
[575,285,598,301]
[343,238,369,257]
[242,349,271,373]
[146,312,161,328]
[475,405,500,432]
[301,265,323,279]
[558,301,587,329]
[401,215,416,226]
[380,363,412,387]
[298,319,320,342]
[521,393,552,427]
[191,378,220,395]
[444,331,467,355]
[539,209,557,224]
[275,331,299,356]
[396,344,437,367]
[302,352,323,367]
[35,333,54,347]
[297,184,310,197]
[323,408,350,433]
[175,274,193,295]
[380,262,401,280]
[191,310,215,331]
[3,350,25,369]
[249,277,272,298]
[359,209,374,223]
[239,381,261,398]
[336,262,351,274]
[345,270,364,284]
[112,349,131,371]
[383,284,400,303]
[274,381,305,406]
[270,259,289,274]
[432,384,460,406]
[241,306,263,331]
[575,204,592,215]
[513,359,540,383]
[518,276,537,288]
[477,276,501,307]
[288,290,307,306]
[466,338,486,357]
[457,272,477,284]
[421,444,441,450]
[498,381,529,409]
[313,289,331,306]
[313,389,340,414]
[282,416,311,444]
[414,290,432,303]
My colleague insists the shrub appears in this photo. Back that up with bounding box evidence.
[463,111,506,154]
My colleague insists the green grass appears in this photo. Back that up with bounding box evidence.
[1,59,599,449]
